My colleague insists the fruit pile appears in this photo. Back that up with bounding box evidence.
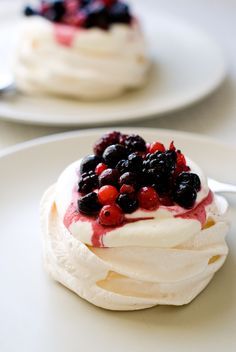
[24,0,132,30]
[78,131,201,226]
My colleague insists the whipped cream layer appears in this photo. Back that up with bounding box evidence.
[14,17,150,99]
[40,158,229,310]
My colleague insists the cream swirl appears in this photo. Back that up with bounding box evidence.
[40,158,229,310]
[14,17,150,99]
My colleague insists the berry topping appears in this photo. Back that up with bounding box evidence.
[116,193,139,213]
[98,185,119,205]
[99,204,124,226]
[124,134,147,153]
[149,141,165,154]
[138,187,160,210]
[95,162,107,175]
[77,131,202,226]
[78,192,101,215]
[78,171,99,194]
[103,144,127,168]
[120,184,135,194]
[80,154,103,174]
[173,184,197,209]
[23,0,133,30]
[94,131,121,156]
[99,168,119,187]
[176,172,201,192]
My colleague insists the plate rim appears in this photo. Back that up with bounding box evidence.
[1,127,236,159]
[0,2,227,126]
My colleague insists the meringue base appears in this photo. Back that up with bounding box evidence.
[41,185,229,311]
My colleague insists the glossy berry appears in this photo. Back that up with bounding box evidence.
[127,153,143,172]
[103,144,127,168]
[95,162,107,175]
[173,184,197,209]
[116,193,139,214]
[78,171,99,194]
[24,5,37,16]
[116,159,129,174]
[78,192,101,215]
[176,172,201,191]
[99,168,119,187]
[84,2,110,30]
[99,204,124,226]
[109,2,131,24]
[94,131,121,156]
[124,134,147,153]
[98,185,119,205]
[138,187,160,210]
[120,184,135,194]
[149,141,165,154]
[119,172,138,189]
[80,154,103,174]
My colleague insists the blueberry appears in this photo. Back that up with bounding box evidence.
[176,172,201,191]
[78,192,101,215]
[84,2,110,30]
[103,144,127,168]
[116,193,138,214]
[119,172,139,189]
[24,5,37,16]
[116,159,129,174]
[80,155,103,174]
[173,184,197,209]
[127,153,143,172]
[99,168,119,187]
[109,2,131,24]
[78,171,98,194]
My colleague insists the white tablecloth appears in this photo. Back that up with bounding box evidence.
[1,0,236,151]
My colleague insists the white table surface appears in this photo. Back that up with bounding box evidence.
[0,0,236,151]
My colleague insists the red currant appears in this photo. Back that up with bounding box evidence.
[149,141,165,153]
[138,187,160,210]
[120,184,135,194]
[98,185,119,205]
[95,163,107,175]
[99,205,124,226]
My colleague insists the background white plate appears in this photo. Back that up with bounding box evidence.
[0,0,226,126]
[0,128,235,352]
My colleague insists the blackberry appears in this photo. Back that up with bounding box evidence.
[103,144,127,168]
[99,168,119,187]
[80,154,103,174]
[84,2,110,29]
[94,131,121,156]
[119,172,139,189]
[145,169,172,196]
[116,159,129,174]
[78,192,101,215]
[127,153,143,172]
[116,193,139,214]
[109,2,132,24]
[124,134,147,153]
[173,184,197,209]
[176,172,201,191]
[78,171,98,194]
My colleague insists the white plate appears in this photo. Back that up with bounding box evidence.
[0,128,235,351]
[0,1,226,126]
